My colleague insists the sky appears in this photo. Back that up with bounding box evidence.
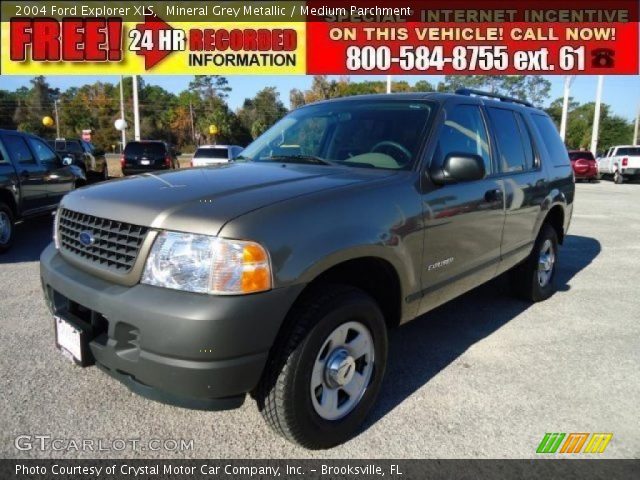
[1,75,639,121]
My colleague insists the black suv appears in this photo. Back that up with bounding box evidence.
[40,90,574,448]
[121,141,179,176]
[1,130,81,252]
[48,139,108,182]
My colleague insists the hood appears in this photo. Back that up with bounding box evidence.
[61,162,394,235]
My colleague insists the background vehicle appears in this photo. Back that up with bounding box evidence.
[48,139,109,182]
[41,90,573,448]
[1,130,81,252]
[120,141,179,176]
[597,145,640,184]
[190,145,243,167]
[569,150,598,182]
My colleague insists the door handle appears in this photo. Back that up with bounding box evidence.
[484,188,503,203]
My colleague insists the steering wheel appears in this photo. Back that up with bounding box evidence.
[370,141,412,165]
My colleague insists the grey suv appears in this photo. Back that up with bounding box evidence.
[40,90,574,448]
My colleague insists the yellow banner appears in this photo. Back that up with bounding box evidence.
[1,20,306,75]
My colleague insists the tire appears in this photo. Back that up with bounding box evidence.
[614,171,624,184]
[512,223,559,302]
[102,164,110,181]
[0,202,15,253]
[256,285,388,449]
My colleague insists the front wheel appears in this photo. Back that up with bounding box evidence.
[512,224,559,302]
[257,285,388,449]
[0,203,15,253]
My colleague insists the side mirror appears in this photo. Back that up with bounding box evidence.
[61,156,73,166]
[430,153,486,185]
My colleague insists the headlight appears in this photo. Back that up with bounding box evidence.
[141,231,272,295]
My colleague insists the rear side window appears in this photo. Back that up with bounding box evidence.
[487,108,532,173]
[2,135,35,164]
[124,142,166,157]
[435,105,492,174]
[530,114,569,166]
[195,148,228,159]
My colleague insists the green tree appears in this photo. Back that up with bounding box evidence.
[13,76,59,137]
[237,87,287,140]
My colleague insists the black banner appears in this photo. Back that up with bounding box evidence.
[1,459,639,480]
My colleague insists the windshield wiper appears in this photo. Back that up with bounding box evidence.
[266,155,334,166]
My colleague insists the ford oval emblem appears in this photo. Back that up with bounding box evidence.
[79,231,95,247]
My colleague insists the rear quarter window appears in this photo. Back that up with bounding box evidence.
[530,114,569,167]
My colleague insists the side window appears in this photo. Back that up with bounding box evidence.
[28,138,58,166]
[487,108,526,173]
[516,113,536,170]
[0,143,7,164]
[2,135,36,164]
[530,114,569,167]
[435,105,491,174]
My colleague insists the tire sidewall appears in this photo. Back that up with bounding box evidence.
[0,203,15,252]
[530,225,558,302]
[288,293,387,448]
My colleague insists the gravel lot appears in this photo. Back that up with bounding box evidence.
[1,180,638,459]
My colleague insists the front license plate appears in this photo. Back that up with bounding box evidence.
[140,159,150,165]
[55,316,82,363]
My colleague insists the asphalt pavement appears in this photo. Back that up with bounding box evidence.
[1,180,638,459]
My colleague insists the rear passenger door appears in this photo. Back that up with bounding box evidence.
[0,132,49,213]
[485,106,547,267]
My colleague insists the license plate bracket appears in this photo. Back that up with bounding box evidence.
[54,315,94,367]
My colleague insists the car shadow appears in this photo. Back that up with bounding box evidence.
[1,214,54,264]
[362,234,601,432]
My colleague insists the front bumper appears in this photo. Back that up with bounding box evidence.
[40,243,304,410]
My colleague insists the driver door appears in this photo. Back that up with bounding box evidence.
[26,137,75,206]
[418,103,506,314]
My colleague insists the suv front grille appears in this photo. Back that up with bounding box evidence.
[58,209,149,272]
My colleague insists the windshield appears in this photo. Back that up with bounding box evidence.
[617,147,640,156]
[195,148,228,159]
[240,100,435,170]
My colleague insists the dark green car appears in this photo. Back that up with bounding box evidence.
[40,90,574,448]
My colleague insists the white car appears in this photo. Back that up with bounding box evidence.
[190,145,243,167]
[597,145,640,184]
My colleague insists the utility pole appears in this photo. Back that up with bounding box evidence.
[189,100,196,145]
[132,75,141,141]
[634,101,640,146]
[386,75,392,94]
[560,75,575,142]
[119,76,127,151]
[53,99,60,139]
[590,75,604,155]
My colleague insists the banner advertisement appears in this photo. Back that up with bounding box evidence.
[1,0,638,75]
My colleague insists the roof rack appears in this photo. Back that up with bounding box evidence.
[455,89,534,108]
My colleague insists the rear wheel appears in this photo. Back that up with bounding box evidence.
[0,203,15,253]
[614,171,624,184]
[512,224,559,302]
[257,285,387,449]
